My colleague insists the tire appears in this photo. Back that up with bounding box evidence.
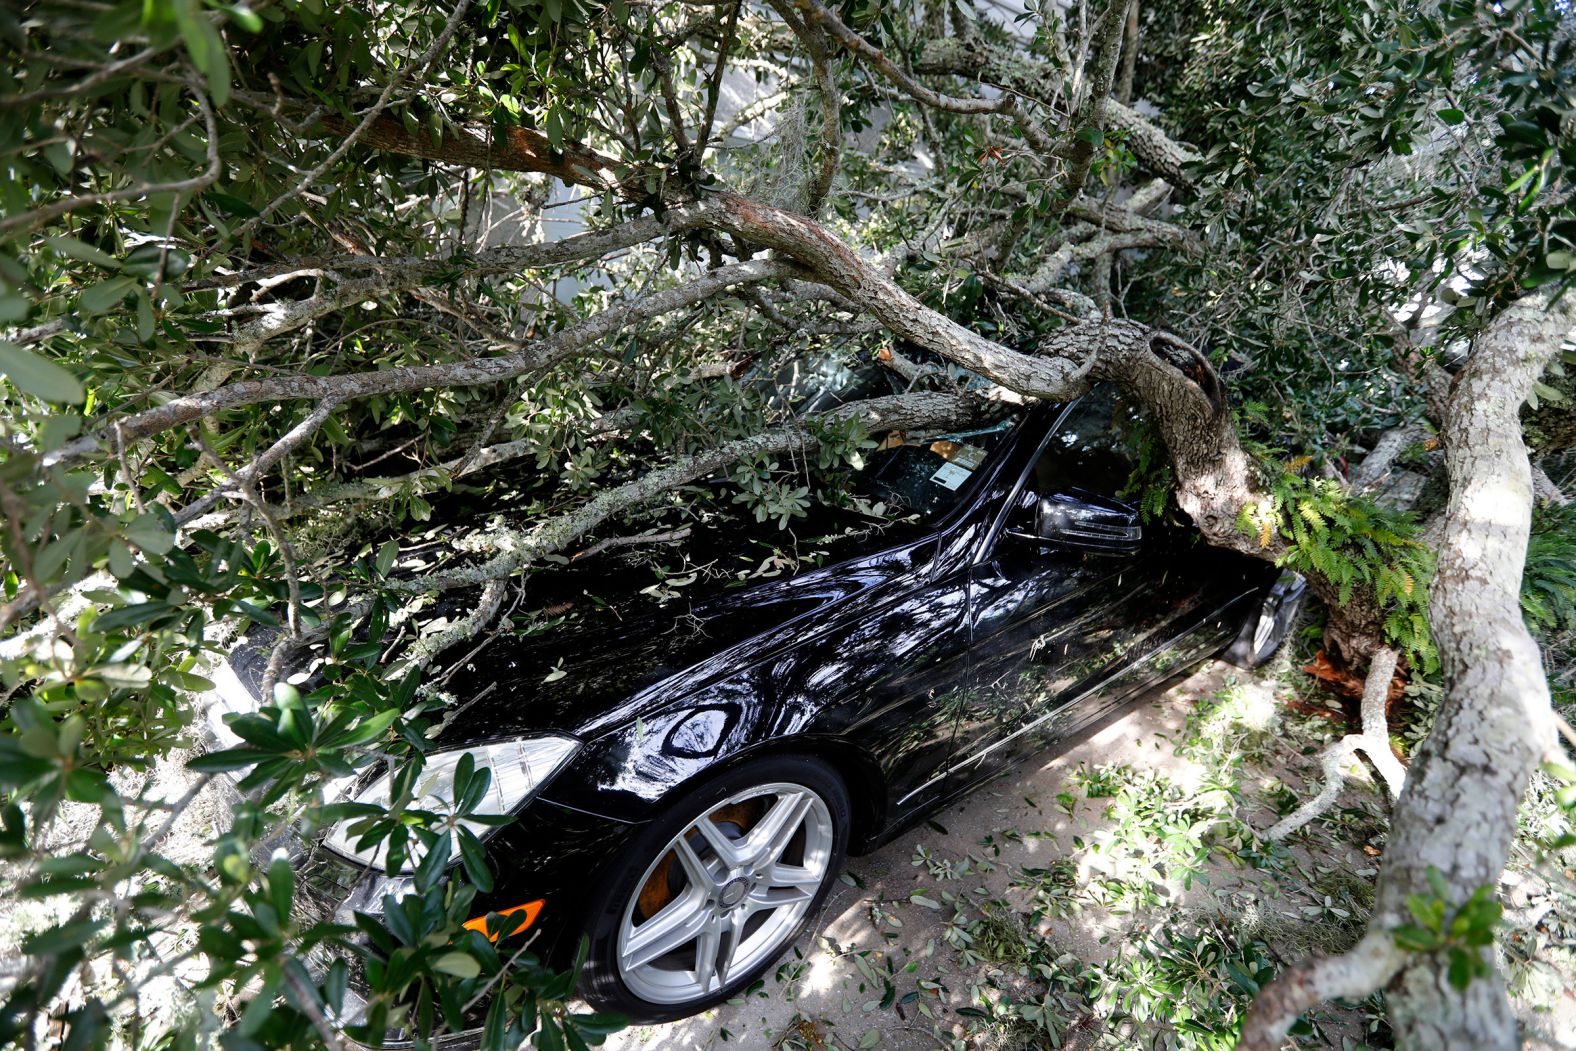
[1223,572,1308,669]
[579,754,851,1022]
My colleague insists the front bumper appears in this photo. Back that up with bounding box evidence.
[295,797,643,1048]
[301,796,641,967]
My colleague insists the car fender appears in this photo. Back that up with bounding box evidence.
[537,668,888,845]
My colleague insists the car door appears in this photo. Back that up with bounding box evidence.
[945,384,1238,793]
[813,555,978,812]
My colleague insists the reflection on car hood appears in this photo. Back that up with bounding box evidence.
[431,526,931,746]
[218,508,934,747]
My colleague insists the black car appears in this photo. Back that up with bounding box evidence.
[208,381,1303,1028]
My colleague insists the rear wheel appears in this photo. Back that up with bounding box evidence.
[580,755,850,1021]
[1224,572,1308,669]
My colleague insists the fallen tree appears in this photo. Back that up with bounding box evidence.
[1,1,1572,1047]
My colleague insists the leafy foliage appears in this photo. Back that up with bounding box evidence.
[0,0,1572,1046]
[1393,871,1504,992]
[1239,473,1437,670]
[1522,501,1576,637]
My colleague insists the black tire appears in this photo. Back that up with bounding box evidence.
[1223,572,1308,669]
[578,754,851,1023]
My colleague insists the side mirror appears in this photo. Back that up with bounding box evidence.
[1016,488,1142,555]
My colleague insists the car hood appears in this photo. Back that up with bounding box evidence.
[429,530,931,746]
[212,508,935,747]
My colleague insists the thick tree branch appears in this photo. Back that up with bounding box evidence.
[766,0,841,211]
[1056,1,1131,205]
[42,259,792,468]
[300,107,633,198]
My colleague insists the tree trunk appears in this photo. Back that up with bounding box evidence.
[1374,294,1572,1048]
[1240,291,1575,1050]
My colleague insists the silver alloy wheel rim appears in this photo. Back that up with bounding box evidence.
[616,782,834,1005]
[1251,606,1278,656]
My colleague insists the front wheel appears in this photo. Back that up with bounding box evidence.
[579,755,850,1022]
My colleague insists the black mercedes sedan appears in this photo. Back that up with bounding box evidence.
[207,381,1303,1026]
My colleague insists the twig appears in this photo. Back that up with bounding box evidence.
[232,0,475,239]
[0,45,163,108]
[189,428,307,696]
[571,527,692,561]
[173,399,341,525]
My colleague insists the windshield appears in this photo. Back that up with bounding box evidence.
[853,420,1014,524]
[770,353,1016,527]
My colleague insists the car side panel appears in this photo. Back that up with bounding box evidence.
[1054,574,1264,737]
[949,547,1171,789]
[536,543,974,822]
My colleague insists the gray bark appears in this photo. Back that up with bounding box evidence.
[1377,292,1572,1048]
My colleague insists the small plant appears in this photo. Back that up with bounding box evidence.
[1238,473,1437,672]
[1521,501,1576,636]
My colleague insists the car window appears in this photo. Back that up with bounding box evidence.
[854,420,1015,523]
[1029,383,1146,500]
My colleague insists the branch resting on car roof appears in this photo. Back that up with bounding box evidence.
[364,388,1000,675]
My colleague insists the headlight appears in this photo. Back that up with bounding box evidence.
[323,735,580,871]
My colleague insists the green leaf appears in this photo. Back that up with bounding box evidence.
[1392,924,1440,953]
[92,601,171,632]
[186,747,270,772]
[78,276,138,316]
[1447,948,1475,990]
[107,540,135,579]
[175,0,232,104]
[375,539,399,577]
[0,340,84,403]
[89,664,153,689]
[268,852,294,919]
[44,235,119,269]
[65,768,110,803]
[432,952,480,979]
[414,830,452,891]
[22,917,103,955]
[545,106,564,152]
[221,4,263,33]
[456,827,493,893]
[327,708,401,747]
